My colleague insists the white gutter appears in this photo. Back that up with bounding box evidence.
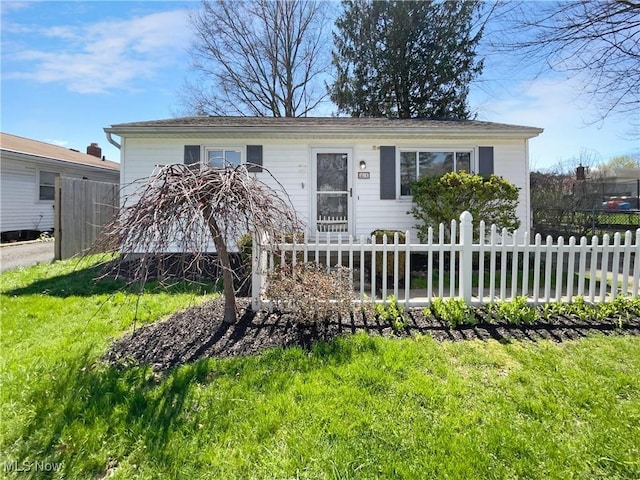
[105,131,121,149]
[105,125,544,140]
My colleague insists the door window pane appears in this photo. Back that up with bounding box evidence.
[317,193,348,232]
[317,153,347,192]
[317,193,348,217]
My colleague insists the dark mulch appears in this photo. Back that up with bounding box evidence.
[104,297,640,371]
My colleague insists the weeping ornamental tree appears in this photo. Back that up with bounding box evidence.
[99,164,300,324]
[330,0,484,119]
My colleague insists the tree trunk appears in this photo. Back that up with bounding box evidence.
[204,207,238,324]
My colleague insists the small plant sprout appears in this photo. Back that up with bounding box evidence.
[375,295,407,332]
[495,297,539,325]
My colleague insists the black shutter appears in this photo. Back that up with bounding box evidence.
[184,145,200,165]
[478,146,494,176]
[246,145,263,173]
[380,146,396,199]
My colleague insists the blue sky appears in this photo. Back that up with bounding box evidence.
[1,0,638,170]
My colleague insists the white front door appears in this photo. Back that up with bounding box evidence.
[312,148,352,234]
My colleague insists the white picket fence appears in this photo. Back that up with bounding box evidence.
[251,212,640,309]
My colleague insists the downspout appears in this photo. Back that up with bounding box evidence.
[105,131,121,149]
[104,131,123,190]
[524,138,531,236]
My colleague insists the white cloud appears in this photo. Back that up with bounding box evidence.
[5,9,192,94]
[0,2,33,14]
[45,138,69,147]
[474,76,639,170]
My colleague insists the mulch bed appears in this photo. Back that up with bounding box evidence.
[104,297,640,371]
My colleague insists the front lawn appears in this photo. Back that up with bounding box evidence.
[1,258,639,479]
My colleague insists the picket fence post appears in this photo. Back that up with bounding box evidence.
[459,211,473,304]
[251,231,268,311]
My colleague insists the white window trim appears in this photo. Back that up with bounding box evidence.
[397,147,477,198]
[203,146,244,169]
[37,169,58,203]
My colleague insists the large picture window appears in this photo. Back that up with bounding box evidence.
[39,171,58,201]
[206,148,242,168]
[399,150,472,195]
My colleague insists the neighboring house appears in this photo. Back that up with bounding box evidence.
[0,133,120,241]
[104,117,543,243]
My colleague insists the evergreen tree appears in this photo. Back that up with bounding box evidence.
[330,0,483,119]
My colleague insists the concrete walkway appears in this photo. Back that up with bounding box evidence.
[0,241,55,272]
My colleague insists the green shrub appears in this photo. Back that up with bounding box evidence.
[409,171,520,242]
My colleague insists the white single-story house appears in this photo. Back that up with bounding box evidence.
[0,133,120,241]
[104,117,543,241]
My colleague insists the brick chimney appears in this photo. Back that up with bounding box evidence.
[87,142,102,158]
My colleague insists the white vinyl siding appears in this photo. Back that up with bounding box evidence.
[119,135,532,245]
[0,155,119,233]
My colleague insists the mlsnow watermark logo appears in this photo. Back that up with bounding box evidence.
[4,460,62,473]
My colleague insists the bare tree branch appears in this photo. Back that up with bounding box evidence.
[182,0,332,117]
[488,0,640,123]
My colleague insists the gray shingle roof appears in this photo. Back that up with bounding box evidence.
[110,116,541,132]
[1,132,119,170]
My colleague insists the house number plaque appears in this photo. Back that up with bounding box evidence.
[357,172,370,179]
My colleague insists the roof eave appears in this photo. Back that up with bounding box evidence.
[105,125,544,139]
[1,149,120,172]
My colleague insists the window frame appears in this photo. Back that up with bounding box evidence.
[397,147,476,198]
[38,170,58,202]
[203,146,244,169]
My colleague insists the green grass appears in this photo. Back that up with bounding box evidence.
[2,259,640,479]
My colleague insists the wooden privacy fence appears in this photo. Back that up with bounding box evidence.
[54,177,119,260]
[252,211,640,310]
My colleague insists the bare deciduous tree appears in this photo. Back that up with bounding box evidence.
[183,0,332,117]
[98,164,301,324]
[490,1,640,122]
